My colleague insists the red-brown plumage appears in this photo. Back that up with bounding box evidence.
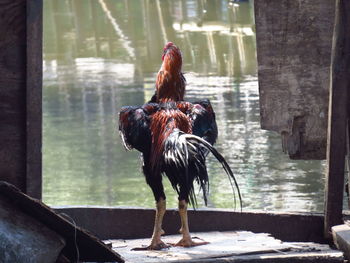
[176,101,192,114]
[150,107,192,172]
[155,43,185,103]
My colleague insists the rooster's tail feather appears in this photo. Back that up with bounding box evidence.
[163,129,242,210]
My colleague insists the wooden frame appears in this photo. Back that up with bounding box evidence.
[324,0,350,238]
[26,0,43,199]
[2,0,350,245]
[0,0,42,199]
[54,206,327,243]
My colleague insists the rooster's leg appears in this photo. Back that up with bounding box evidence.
[132,197,169,250]
[174,199,209,247]
[149,197,169,249]
[133,167,170,250]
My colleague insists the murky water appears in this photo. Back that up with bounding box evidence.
[43,0,326,212]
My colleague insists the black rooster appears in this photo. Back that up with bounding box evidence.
[119,42,241,250]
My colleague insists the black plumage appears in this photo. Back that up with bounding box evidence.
[118,42,241,250]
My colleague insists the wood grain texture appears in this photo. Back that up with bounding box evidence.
[0,198,65,262]
[54,206,327,244]
[0,0,27,191]
[26,0,42,199]
[254,0,335,159]
[0,0,42,198]
[0,181,124,262]
[324,0,350,238]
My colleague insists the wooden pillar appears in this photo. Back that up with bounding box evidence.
[324,0,350,238]
[26,0,43,199]
[0,0,42,199]
[347,119,350,209]
[254,0,335,160]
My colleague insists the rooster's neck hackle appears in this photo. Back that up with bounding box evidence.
[162,44,182,74]
[156,43,186,103]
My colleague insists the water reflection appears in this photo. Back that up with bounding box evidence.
[43,0,325,212]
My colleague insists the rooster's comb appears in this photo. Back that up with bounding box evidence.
[164,42,174,51]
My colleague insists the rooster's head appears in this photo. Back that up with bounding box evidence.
[161,42,182,73]
[162,42,181,60]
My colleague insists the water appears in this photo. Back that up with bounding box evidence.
[43,0,325,212]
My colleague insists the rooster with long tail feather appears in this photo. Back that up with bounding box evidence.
[119,42,242,250]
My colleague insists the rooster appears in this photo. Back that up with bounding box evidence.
[119,42,241,250]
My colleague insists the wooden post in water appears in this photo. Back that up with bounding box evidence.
[324,0,350,238]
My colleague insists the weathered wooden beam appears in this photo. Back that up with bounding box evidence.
[54,206,327,244]
[0,181,124,262]
[0,0,42,199]
[0,0,27,194]
[347,119,350,208]
[0,198,65,262]
[324,0,350,238]
[254,0,335,159]
[26,0,42,199]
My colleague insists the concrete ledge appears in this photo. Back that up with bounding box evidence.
[332,224,350,259]
[54,206,326,243]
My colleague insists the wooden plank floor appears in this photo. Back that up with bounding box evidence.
[108,231,344,263]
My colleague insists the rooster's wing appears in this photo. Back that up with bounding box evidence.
[118,103,159,153]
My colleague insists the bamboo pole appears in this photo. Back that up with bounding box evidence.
[324,0,350,238]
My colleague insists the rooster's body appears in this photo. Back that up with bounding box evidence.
[119,43,241,249]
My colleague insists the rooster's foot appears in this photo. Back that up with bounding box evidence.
[173,236,209,247]
[131,240,170,251]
